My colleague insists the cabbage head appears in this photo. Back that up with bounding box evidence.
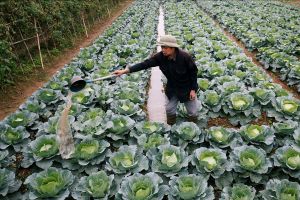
[229,92,254,111]
[201,90,222,112]
[19,98,47,116]
[149,144,190,176]
[239,124,274,146]
[106,114,135,140]
[31,135,59,161]
[71,90,94,105]
[272,97,300,118]
[115,172,168,200]
[0,124,30,151]
[116,88,143,104]
[249,87,275,106]
[206,127,238,149]
[192,147,229,178]
[208,64,225,77]
[273,120,298,137]
[22,135,59,169]
[261,179,300,200]
[24,167,74,199]
[137,133,170,151]
[106,145,148,174]
[198,78,213,91]
[73,137,110,166]
[171,122,204,147]
[218,81,245,97]
[0,168,21,197]
[169,174,214,200]
[220,183,256,200]
[230,145,272,183]
[5,110,38,128]
[111,99,141,116]
[132,121,170,136]
[36,88,61,104]
[273,145,300,179]
[71,171,115,200]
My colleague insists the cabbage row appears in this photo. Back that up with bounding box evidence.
[197,0,300,92]
[0,0,160,198]
[0,0,300,199]
[163,0,300,199]
[165,1,300,126]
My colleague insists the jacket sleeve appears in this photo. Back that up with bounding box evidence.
[187,55,198,91]
[128,53,161,73]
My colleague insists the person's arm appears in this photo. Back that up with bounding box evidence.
[113,53,161,76]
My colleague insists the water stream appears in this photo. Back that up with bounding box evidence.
[147,6,167,123]
[57,92,75,159]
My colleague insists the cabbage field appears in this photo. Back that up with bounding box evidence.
[0,0,300,199]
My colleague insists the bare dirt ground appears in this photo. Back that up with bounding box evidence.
[283,0,300,7]
[0,0,133,120]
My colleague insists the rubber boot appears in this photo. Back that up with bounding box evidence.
[187,115,198,124]
[167,114,176,125]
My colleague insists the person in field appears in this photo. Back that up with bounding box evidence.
[113,35,199,125]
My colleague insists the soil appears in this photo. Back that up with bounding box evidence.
[207,117,237,128]
[283,0,300,7]
[0,0,133,120]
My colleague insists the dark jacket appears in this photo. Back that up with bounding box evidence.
[129,48,198,102]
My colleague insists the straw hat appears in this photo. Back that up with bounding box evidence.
[157,35,179,48]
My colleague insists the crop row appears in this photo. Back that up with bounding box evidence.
[197,0,300,92]
[0,0,159,199]
[163,0,300,199]
[165,1,300,125]
[0,0,299,199]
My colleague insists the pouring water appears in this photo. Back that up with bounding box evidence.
[57,92,75,159]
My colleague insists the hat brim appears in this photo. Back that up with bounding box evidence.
[157,42,179,48]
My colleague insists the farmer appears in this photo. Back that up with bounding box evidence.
[113,35,199,125]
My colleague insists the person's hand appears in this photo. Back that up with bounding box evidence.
[113,68,130,76]
[190,90,196,101]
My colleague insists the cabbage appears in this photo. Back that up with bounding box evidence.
[169,174,214,200]
[148,144,190,177]
[106,145,148,174]
[192,147,229,178]
[71,171,115,199]
[273,145,300,179]
[116,172,168,200]
[230,145,272,183]
[220,184,256,200]
[261,179,300,200]
[25,167,74,199]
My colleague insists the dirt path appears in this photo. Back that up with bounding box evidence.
[0,0,133,120]
[283,0,300,7]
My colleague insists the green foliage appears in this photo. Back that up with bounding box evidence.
[261,179,300,200]
[116,172,168,200]
[71,171,115,200]
[220,184,256,200]
[24,167,74,199]
[169,174,214,200]
[0,0,124,87]
[0,169,21,197]
[0,41,17,87]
